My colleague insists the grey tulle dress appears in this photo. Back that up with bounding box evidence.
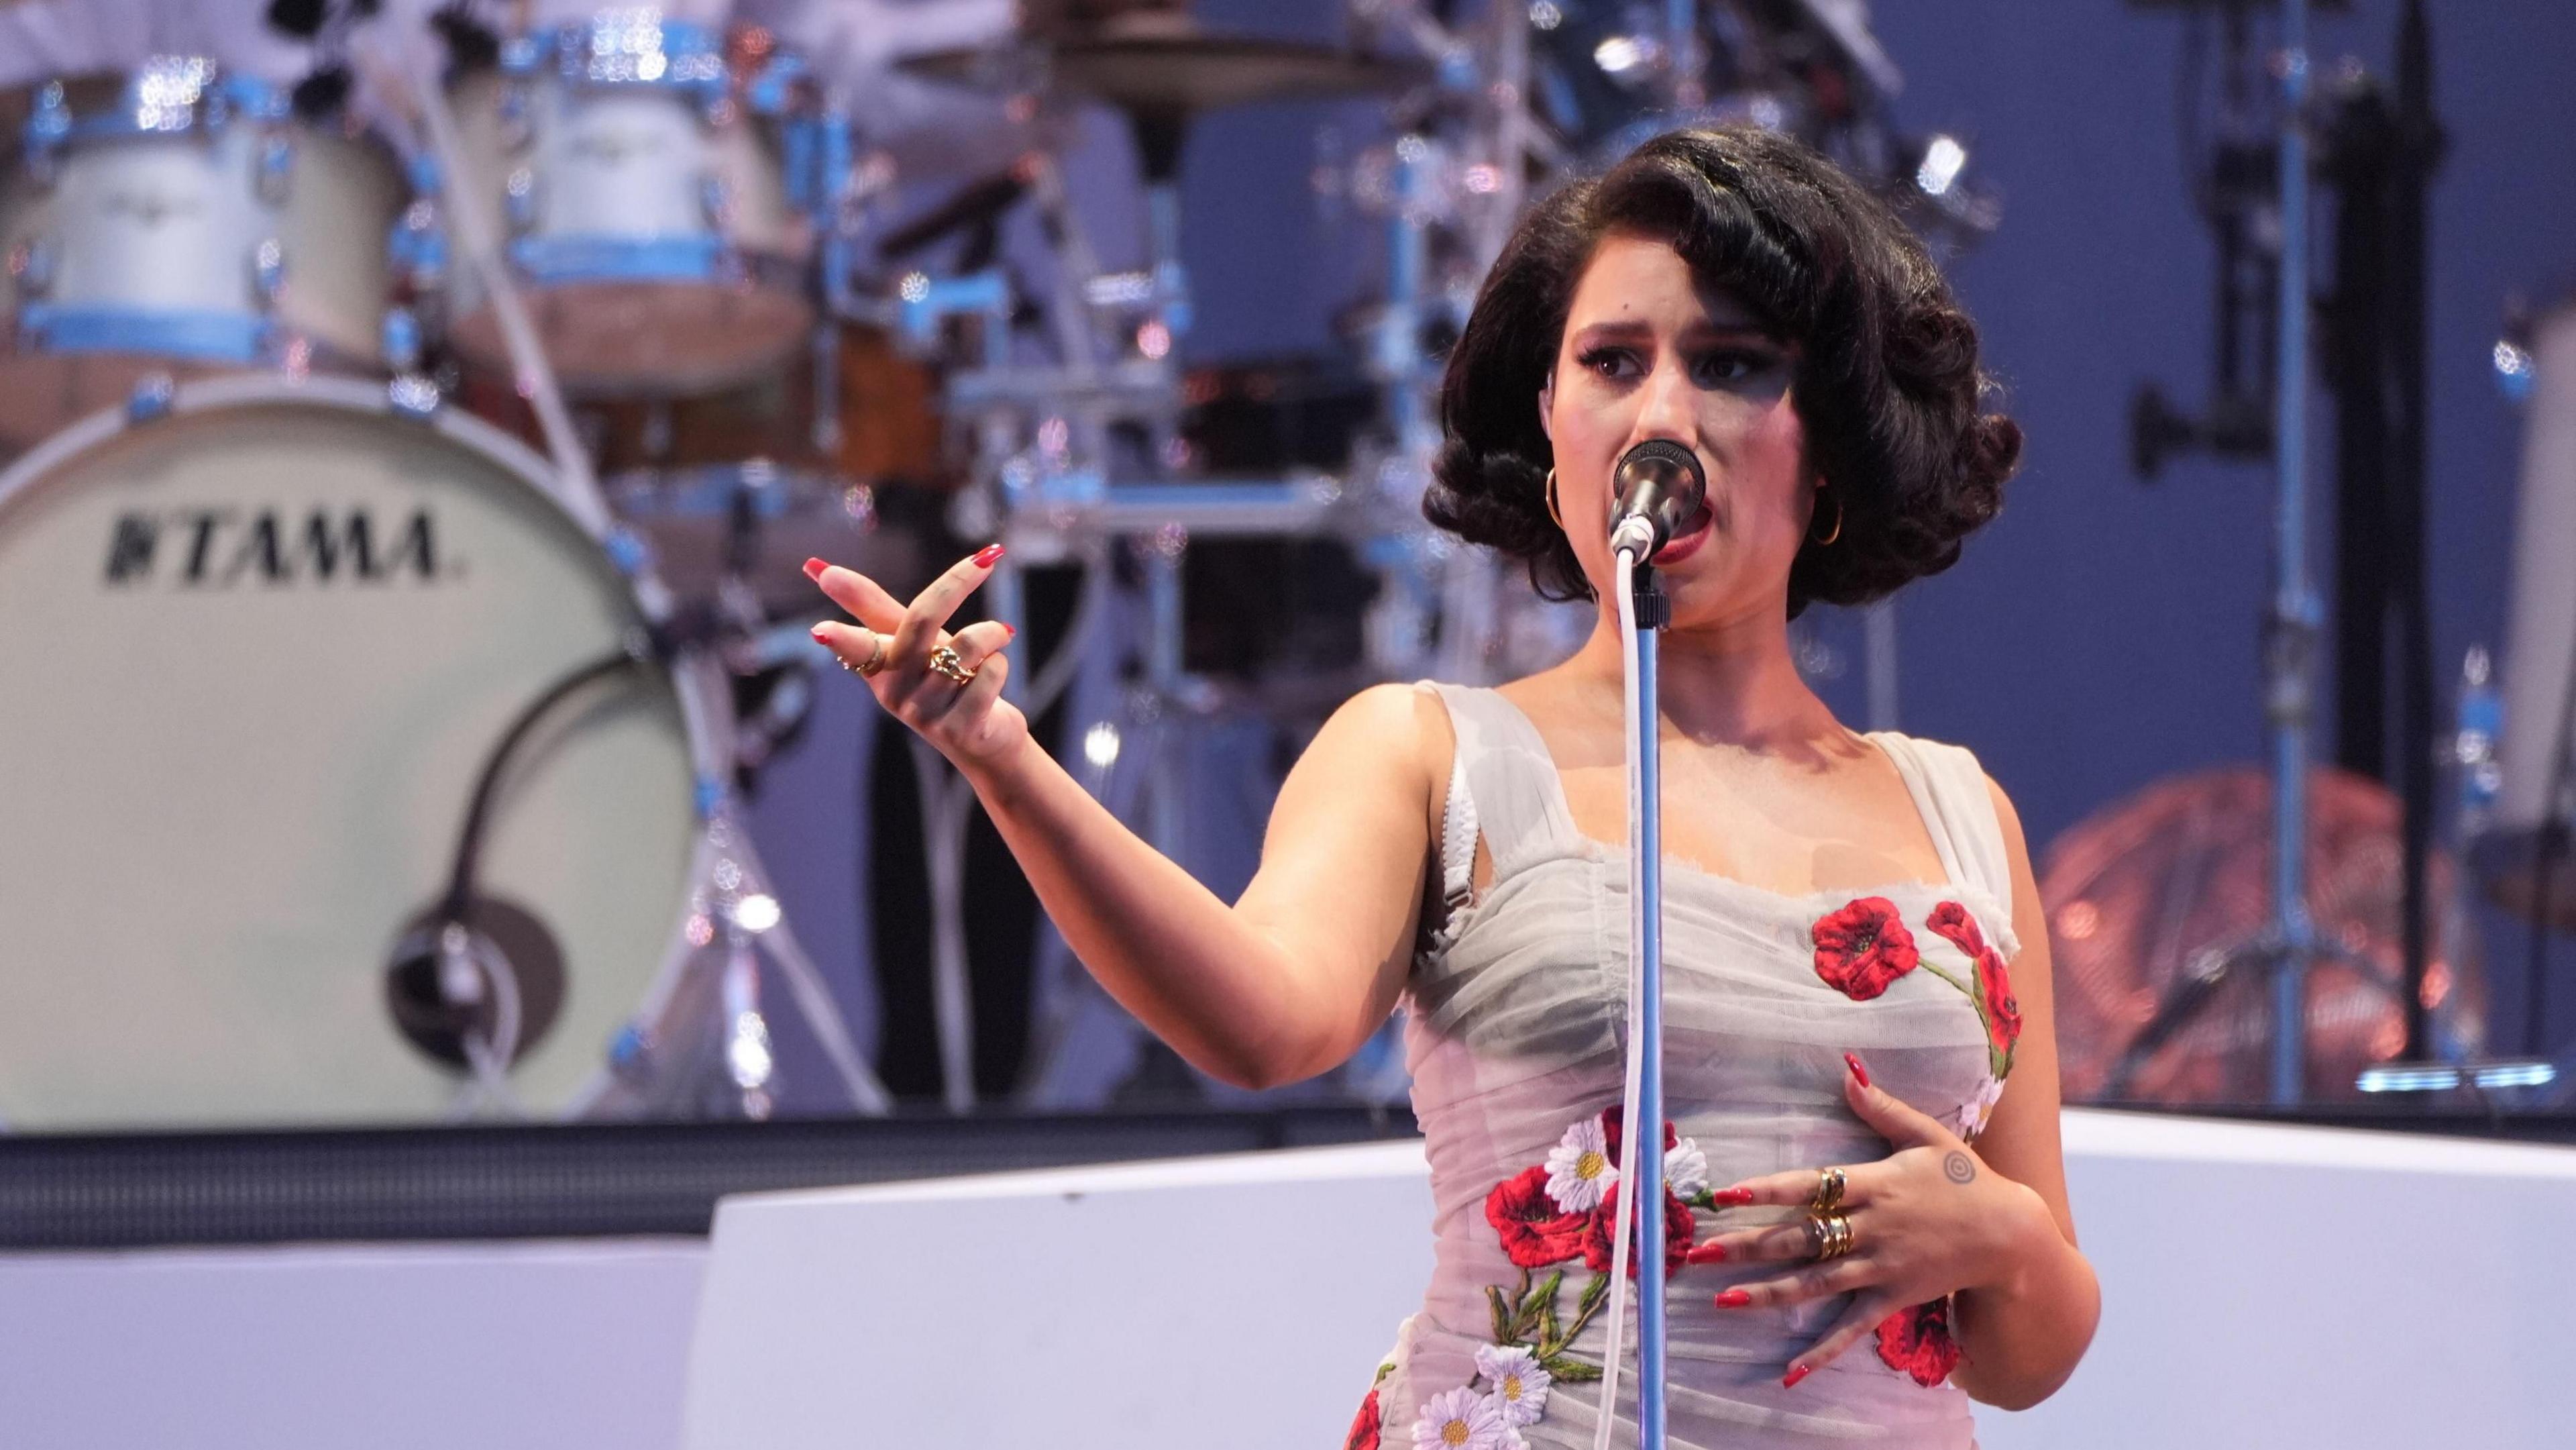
[1348,682,2025,1450]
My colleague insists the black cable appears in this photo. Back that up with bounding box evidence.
[440,648,650,924]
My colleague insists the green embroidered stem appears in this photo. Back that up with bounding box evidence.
[1919,961,1972,996]
[1541,1353,1605,1383]
[1523,1268,1564,1345]
[1544,1270,1612,1355]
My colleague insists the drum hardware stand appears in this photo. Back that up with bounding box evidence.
[2121,0,2476,1104]
[2104,0,2327,1106]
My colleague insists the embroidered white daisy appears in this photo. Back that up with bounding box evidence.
[1953,1076,2006,1141]
[1664,1137,1710,1198]
[1543,1117,1618,1212]
[1473,1343,1553,1427]
[1413,1385,1508,1450]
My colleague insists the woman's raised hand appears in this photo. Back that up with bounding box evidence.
[805,546,1026,769]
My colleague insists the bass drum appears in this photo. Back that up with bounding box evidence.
[0,376,702,1131]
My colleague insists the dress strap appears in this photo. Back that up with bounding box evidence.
[1412,681,1580,887]
[1869,731,2015,927]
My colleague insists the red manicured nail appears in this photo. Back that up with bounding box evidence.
[1782,1363,1813,1389]
[1002,623,1017,639]
[1844,1051,1872,1089]
[803,557,827,578]
[1713,1288,1753,1308]
[1712,1187,1755,1206]
[971,543,1006,567]
[1684,1241,1728,1264]
[809,623,830,642]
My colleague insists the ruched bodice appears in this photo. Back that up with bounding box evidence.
[1350,682,2025,1450]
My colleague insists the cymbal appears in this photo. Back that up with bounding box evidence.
[902,20,1428,120]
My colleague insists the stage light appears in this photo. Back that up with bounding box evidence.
[1085,721,1122,770]
[1594,37,1650,76]
[731,893,782,933]
[2493,338,2534,401]
[1917,135,1967,197]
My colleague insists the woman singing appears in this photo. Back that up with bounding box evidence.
[806,126,2099,1447]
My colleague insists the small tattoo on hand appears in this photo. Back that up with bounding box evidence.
[1943,1151,1976,1184]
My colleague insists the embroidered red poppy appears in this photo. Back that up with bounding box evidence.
[1485,1165,1591,1268]
[1976,946,2023,1072]
[1344,1387,1381,1450]
[1930,900,2022,1074]
[1925,900,1987,958]
[1811,897,1920,1000]
[1875,1298,1962,1387]
[1580,1186,1696,1278]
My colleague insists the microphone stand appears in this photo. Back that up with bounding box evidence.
[1597,539,1671,1449]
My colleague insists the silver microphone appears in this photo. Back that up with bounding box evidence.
[1606,439,1707,560]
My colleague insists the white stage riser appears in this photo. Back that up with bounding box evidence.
[684,1110,2576,1450]
[4,1112,2571,1450]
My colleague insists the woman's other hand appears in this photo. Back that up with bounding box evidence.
[806,548,1026,770]
[1683,1051,2059,1387]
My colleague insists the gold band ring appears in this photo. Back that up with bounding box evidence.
[928,643,978,686]
[843,631,890,678]
[1808,1166,1847,1216]
[1805,1210,1856,1261]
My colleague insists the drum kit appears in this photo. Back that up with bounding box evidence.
[0,0,2008,1130]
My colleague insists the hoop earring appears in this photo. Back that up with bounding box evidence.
[1809,486,1843,547]
[1544,467,1565,530]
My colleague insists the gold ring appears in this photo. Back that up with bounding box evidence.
[928,644,977,686]
[1808,1166,1847,1215]
[1805,1210,1856,1261]
[844,631,889,678]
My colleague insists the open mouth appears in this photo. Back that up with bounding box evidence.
[1649,499,1713,567]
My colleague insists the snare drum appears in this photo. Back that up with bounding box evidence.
[444,14,826,398]
[0,62,407,454]
[0,375,710,1130]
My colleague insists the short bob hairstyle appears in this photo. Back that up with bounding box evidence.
[1424,126,2022,617]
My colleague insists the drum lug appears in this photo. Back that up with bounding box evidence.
[605,525,656,578]
[382,307,424,372]
[699,175,731,229]
[256,132,294,205]
[504,166,539,234]
[21,80,68,186]
[126,373,177,424]
[251,238,287,308]
[500,34,544,76]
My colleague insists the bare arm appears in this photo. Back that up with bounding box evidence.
[1947,776,2102,1410]
[809,552,1445,1089]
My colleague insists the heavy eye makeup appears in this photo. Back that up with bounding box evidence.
[1568,341,1785,388]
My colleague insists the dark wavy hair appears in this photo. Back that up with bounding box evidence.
[1423,126,2022,617]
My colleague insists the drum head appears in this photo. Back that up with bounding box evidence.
[0,383,698,1129]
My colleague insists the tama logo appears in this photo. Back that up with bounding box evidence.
[103,508,450,586]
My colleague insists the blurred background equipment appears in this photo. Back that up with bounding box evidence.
[2039,764,2484,1105]
[0,60,407,451]
[0,0,2560,1145]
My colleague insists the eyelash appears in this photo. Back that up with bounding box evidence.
[1573,346,1770,383]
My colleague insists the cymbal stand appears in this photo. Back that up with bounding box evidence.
[2115,0,2335,1106]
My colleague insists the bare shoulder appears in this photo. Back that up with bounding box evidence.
[1983,771,2030,859]
[1291,682,1452,831]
